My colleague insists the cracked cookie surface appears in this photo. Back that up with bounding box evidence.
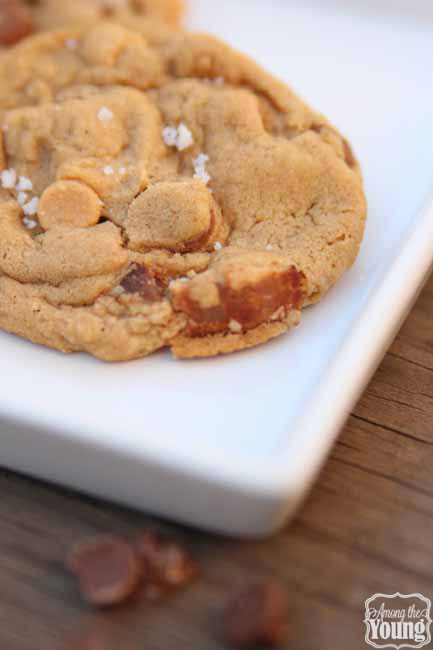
[0,23,366,360]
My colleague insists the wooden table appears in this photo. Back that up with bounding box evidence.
[1,273,433,650]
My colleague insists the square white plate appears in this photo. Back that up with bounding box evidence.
[1,0,433,537]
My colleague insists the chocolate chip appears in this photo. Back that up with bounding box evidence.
[135,531,199,599]
[120,265,165,303]
[67,536,141,608]
[223,581,289,648]
[0,0,33,46]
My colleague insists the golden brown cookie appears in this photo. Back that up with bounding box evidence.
[0,24,366,361]
[27,0,183,31]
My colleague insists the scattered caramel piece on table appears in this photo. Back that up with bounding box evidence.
[67,536,141,608]
[223,581,289,648]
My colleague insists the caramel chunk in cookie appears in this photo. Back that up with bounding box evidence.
[171,251,307,336]
[120,265,165,303]
[0,0,33,46]
[39,181,102,230]
[126,180,227,253]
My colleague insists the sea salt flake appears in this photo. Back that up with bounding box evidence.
[1,168,16,189]
[229,319,242,333]
[162,123,194,151]
[162,126,178,147]
[23,216,37,229]
[98,107,113,123]
[193,153,210,185]
[17,191,28,206]
[16,176,33,192]
[103,165,114,176]
[214,241,223,251]
[23,197,39,216]
[65,38,78,50]
[176,123,194,151]
[266,244,274,251]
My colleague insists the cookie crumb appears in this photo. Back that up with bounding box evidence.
[65,38,78,50]
[187,270,197,279]
[1,168,17,189]
[162,123,194,152]
[229,319,242,333]
[193,153,210,185]
[103,166,114,176]
[16,175,33,192]
[214,76,225,86]
[22,216,37,229]
[22,197,39,216]
[98,107,113,124]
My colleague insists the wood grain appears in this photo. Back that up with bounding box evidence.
[1,273,433,650]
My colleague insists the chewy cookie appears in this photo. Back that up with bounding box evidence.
[0,0,183,47]
[0,23,366,361]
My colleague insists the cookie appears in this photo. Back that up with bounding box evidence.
[0,24,366,361]
[0,0,183,47]
[26,0,183,31]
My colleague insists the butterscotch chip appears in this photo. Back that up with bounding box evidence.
[67,536,141,608]
[38,180,102,230]
[0,23,366,361]
[0,0,33,46]
[223,581,289,648]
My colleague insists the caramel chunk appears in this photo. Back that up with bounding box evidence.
[120,265,165,302]
[67,536,141,608]
[171,251,306,336]
[223,581,289,648]
[38,180,102,230]
[0,0,33,46]
[135,531,199,600]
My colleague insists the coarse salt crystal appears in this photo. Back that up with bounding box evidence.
[266,244,273,251]
[23,216,38,229]
[17,191,28,206]
[229,319,242,333]
[214,241,222,251]
[98,106,113,123]
[103,165,114,176]
[16,176,33,192]
[1,168,16,189]
[23,197,39,216]
[193,153,210,185]
[162,126,177,147]
[162,123,194,151]
[176,123,194,151]
[65,38,78,50]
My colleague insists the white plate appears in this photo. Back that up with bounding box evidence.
[1,0,433,538]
